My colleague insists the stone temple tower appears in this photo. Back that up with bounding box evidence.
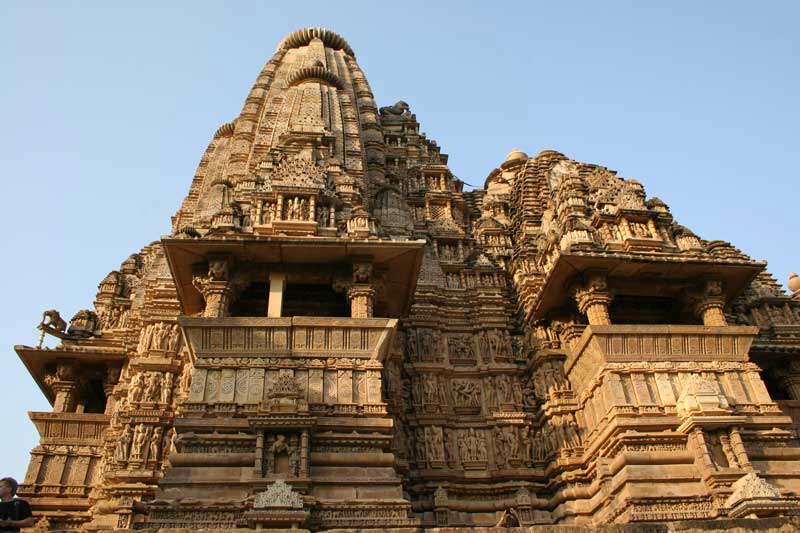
[15,27,800,532]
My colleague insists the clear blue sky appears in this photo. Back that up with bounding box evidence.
[1,2,797,480]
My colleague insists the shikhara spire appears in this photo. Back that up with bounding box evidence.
[14,27,800,532]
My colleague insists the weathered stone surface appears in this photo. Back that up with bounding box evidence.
[13,26,800,533]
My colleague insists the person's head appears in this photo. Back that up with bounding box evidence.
[0,478,18,498]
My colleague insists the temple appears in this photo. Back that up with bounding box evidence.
[14,27,800,532]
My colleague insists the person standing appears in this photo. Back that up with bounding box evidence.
[0,478,36,531]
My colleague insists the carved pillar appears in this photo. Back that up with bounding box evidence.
[690,279,727,326]
[276,194,284,220]
[690,427,716,475]
[255,200,263,225]
[570,271,613,325]
[729,427,753,471]
[194,279,234,317]
[366,369,382,404]
[193,255,235,318]
[309,197,315,222]
[50,361,77,412]
[103,383,116,415]
[300,430,310,477]
[52,382,77,412]
[347,285,375,318]
[779,373,800,401]
[254,432,264,476]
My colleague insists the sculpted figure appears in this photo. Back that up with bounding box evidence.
[143,372,161,403]
[155,322,169,350]
[415,429,426,463]
[129,373,144,404]
[521,426,532,463]
[130,425,146,461]
[137,324,152,353]
[150,427,163,463]
[443,428,454,464]
[484,377,496,411]
[508,427,520,459]
[406,330,418,360]
[270,434,289,455]
[161,427,176,465]
[141,426,153,462]
[476,430,487,460]
[423,377,438,405]
[457,430,468,462]
[167,324,181,352]
[179,363,192,395]
[114,425,132,463]
[428,427,444,461]
[494,427,507,467]
[161,373,173,405]
[40,310,67,333]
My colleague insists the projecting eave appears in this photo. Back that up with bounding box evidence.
[15,345,126,405]
[532,251,766,321]
[161,236,426,317]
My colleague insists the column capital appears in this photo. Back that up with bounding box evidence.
[569,271,613,325]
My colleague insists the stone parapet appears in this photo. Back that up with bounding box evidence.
[179,316,397,362]
[566,325,759,387]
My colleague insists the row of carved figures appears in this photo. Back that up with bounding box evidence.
[137,322,182,354]
[413,373,528,411]
[97,305,130,330]
[113,423,175,467]
[406,417,583,469]
[443,271,508,290]
[128,371,174,405]
[405,328,516,363]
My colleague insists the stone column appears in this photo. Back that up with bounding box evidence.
[52,382,77,412]
[689,427,716,476]
[348,285,375,318]
[193,255,235,318]
[570,271,613,325]
[729,427,753,471]
[267,273,286,318]
[255,200,263,225]
[254,432,264,476]
[276,194,284,220]
[780,374,800,401]
[300,430,310,477]
[691,280,727,326]
[194,279,235,318]
[51,361,77,412]
[309,196,315,222]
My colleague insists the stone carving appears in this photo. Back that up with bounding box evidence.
[114,425,132,464]
[265,434,300,477]
[458,429,487,462]
[725,473,781,508]
[254,479,303,509]
[452,379,481,407]
[67,310,100,338]
[40,310,67,334]
[676,375,730,417]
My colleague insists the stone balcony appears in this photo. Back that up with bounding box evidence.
[179,316,397,362]
[565,325,759,385]
[29,411,110,444]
